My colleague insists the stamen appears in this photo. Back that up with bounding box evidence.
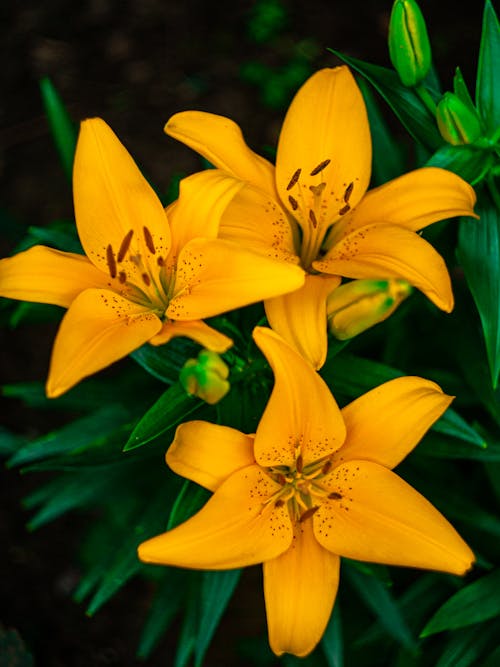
[143,226,156,254]
[157,256,165,267]
[344,181,354,203]
[286,168,301,190]
[299,506,319,523]
[288,195,298,211]
[117,230,134,263]
[322,460,333,475]
[296,454,303,473]
[106,244,117,279]
[328,492,342,500]
[309,209,318,228]
[310,159,331,176]
[275,499,285,508]
[141,273,151,286]
[339,204,351,216]
[277,473,287,486]
[118,271,127,284]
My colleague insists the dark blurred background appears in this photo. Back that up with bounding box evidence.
[0,1,485,665]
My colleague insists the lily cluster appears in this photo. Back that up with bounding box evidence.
[0,65,477,656]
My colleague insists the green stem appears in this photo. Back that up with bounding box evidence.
[415,84,437,117]
[487,174,500,211]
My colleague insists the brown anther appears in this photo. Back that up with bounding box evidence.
[118,271,127,284]
[310,159,331,176]
[143,226,156,254]
[106,244,117,279]
[275,499,285,508]
[344,181,354,203]
[296,454,303,473]
[117,230,134,263]
[288,195,298,211]
[286,168,301,190]
[299,506,319,523]
[157,256,165,267]
[328,492,342,500]
[309,183,326,197]
[277,473,287,486]
[322,460,333,475]
[339,204,351,216]
[309,209,318,228]
[141,273,151,286]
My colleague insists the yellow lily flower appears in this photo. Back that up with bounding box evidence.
[0,119,304,397]
[138,326,474,657]
[165,66,477,368]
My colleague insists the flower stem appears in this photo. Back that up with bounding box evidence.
[415,84,437,117]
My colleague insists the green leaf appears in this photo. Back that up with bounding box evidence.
[476,0,500,135]
[457,197,500,387]
[421,568,500,635]
[329,50,443,152]
[167,480,210,530]
[321,605,343,667]
[426,144,493,185]
[131,337,198,384]
[434,620,500,667]
[124,383,202,451]
[39,77,77,181]
[481,643,500,667]
[0,428,26,457]
[418,433,500,461]
[453,67,477,113]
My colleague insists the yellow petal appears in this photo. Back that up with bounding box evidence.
[219,183,300,263]
[167,421,255,492]
[314,460,475,575]
[138,465,293,569]
[0,246,109,308]
[264,520,340,657]
[167,169,244,259]
[47,288,161,397]
[315,223,454,312]
[167,238,305,320]
[338,167,477,235]
[73,118,171,276]
[165,111,276,195]
[333,376,453,469]
[276,67,371,232]
[265,274,341,370]
[252,326,346,468]
[150,319,232,352]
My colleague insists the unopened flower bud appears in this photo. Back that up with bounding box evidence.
[436,92,482,145]
[180,350,230,405]
[388,0,432,87]
[327,279,413,340]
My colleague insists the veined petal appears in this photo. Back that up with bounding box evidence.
[314,461,475,576]
[47,288,161,397]
[219,183,300,263]
[165,111,277,195]
[337,167,477,235]
[138,465,293,569]
[150,319,232,352]
[74,118,171,275]
[0,246,109,308]
[276,67,371,232]
[264,274,341,371]
[167,169,244,258]
[167,238,304,320]
[167,421,255,492]
[315,223,454,312]
[333,376,453,469]
[253,327,346,468]
[264,521,340,657]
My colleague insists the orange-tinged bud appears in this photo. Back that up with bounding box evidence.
[180,350,230,405]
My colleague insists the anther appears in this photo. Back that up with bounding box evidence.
[275,499,285,508]
[286,168,301,190]
[328,492,342,500]
[299,506,319,523]
[143,226,156,254]
[310,159,331,176]
[296,454,303,473]
[118,271,127,284]
[117,230,134,263]
[344,181,354,203]
[106,244,117,279]
[277,473,287,486]
[309,209,318,228]
[339,204,351,216]
[322,460,333,475]
[141,273,151,286]
[288,195,298,211]
[157,256,165,267]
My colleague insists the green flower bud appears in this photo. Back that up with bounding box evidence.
[327,279,413,340]
[436,92,482,145]
[388,0,432,87]
[180,350,230,405]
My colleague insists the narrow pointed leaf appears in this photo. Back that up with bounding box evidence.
[434,621,500,667]
[167,480,211,530]
[39,77,77,180]
[426,144,493,185]
[321,605,343,667]
[476,0,500,134]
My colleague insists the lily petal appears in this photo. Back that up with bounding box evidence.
[167,421,255,492]
[264,274,341,370]
[276,66,371,231]
[47,288,162,397]
[73,118,171,275]
[314,460,475,575]
[315,223,454,312]
[333,376,453,469]
[165,111,276,195]
[264,521,340,657]
[167,238,305,320]
[0,246,108,308]
[253,326,346,468]
[138,465,293,569]
[337,167,477,236]
[150,319,232,351]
